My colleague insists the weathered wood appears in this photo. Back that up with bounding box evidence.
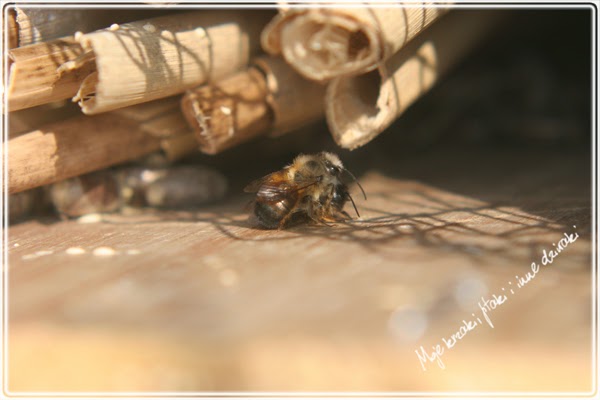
[7,8,18,49]
[6,96,200,193]
[262,4,448,81]
[6,148,592,392]
[6,114,161,194]
[326,10,506,149]
[11,8,99,47]
[9,8,171,48]
[8,103,81,138]
[182,66,272,154]
[75,10,271,114]
[8,37,95,111]
[181,56,325,154]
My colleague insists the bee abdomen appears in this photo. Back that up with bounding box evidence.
[254,200,290,229]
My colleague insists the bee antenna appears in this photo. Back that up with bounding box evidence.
[347,193,361,218]
[342,168,367,200]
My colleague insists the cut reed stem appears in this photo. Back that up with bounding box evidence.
[7,37,95,111]
[181,56,325,154]
[73,10,270,114]
[262,3,449,81]
[6,96,200,193]
[325,10,506,149]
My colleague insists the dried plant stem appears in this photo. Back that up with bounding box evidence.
[8,7,168,47]
[326,10,505,150]
[111,96,199,161]
[181,56,325,154]
[181,67,271,155]
[253,57,326,136]
[7,114,162,194]
[6,95,202,193]
[111,96,190,138]
[159,133,200,161]
[74,10,270,114]
[8,103,82,138]
[7,37,95,111]
[7,8,18,49]
[11,8,93,47]
[262,3,449,81]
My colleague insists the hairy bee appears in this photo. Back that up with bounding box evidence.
[244,152,366,229]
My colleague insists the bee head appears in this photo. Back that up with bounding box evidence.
[319,152,367,201]
[320,152,343,176]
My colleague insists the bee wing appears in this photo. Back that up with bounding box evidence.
[244,169,317,202]
[243,171,286,193]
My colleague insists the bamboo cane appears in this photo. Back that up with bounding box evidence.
[115,97,201,161]
[73,10,270,114]
[110,96,199,160]
[6,113,162,194]
[6,94,205,194]
[181,56,325,154]
[8,7,169,48]
[261,3,449,81]
[253,56,326,136]
[159,133,200,161]
[111,96,190,138]
[11,8,96,47]
[181,66,271,155]
[7,37,95,111]
[7,8,18,49]
[8,103,81,138]
[6,8,184,110]
[325,10,505,149]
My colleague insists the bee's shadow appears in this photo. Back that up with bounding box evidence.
[195,188,584,266]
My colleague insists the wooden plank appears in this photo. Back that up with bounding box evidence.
[6,148,593,392]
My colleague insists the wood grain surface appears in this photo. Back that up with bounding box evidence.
[7,114,162,194]
[6,147,593,393]
[7,37,94,112]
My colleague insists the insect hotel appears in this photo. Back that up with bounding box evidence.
[4,3,593,394]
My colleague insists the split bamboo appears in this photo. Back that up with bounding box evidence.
[325,10,505,149]
[7,37,95,111]
[7,7,167,48]
[261,3,449,81]
[73,10,270,114]
[181,56,325,154]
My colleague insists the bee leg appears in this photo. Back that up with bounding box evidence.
[322,216,338,226]
[277,196,304,230]
[309,215,334,227]
[305,211,322,225]
[277,210,295,230]
[303,197,317,224]
[306,199,333,227]
[318,209,338,226]
[338,210,352,221]
[317,217,334,227]
[305,213,331,227]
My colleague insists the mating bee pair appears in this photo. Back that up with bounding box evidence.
[245,152,366,229]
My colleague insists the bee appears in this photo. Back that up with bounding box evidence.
[244,152,366,229]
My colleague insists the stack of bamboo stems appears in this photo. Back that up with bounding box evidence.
[6,5,505,208]
[183,6,505,152]
[260,6,505,149]
[6,8,271,198]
